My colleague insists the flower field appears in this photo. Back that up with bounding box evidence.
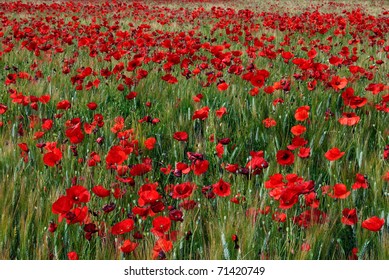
[0,0,388,260]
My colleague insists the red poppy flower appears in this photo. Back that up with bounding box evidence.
[106,145,128,165]
[325,147,345,161]
[92,185,110,198]
[330,76,348,91]
[212,178,231,197]
[352,174,368,189]
[151,216,171,237]
[341,208,358,225]
[57,100,71,110]
[111,219,135,235]
[225,163,239,173]
[191,159,209,176]
[120,239,138,254]
[276,150,295,166]
[64,206,88,225]
[272,212,287,223]
[338,112,360,126]
[298,147,311,158]
[18,143,29,152]
[152,238,173,259]
[87,102,97,110]
[173,131,188,142]
[265,173,285,189]
[52,196,72,215]
[172,182,196,199]
[125,91,137,100]
[327,183,351,199]
[217,82,229,91]
[294,106,310,121]
[192,106,209,120]
[67,251,79,260]
[216,107,227,118]
[291,125,306,136]
[216,143,224,158]
[66,185,90,204]
[0,103,7,114]
[144,137,156,150]
[362,216,385,231]
[263,117,277,128]
[43,146,63,167]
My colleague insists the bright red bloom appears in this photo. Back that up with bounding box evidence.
[192,106,209,120]
[64,206,88,225]
[67,251,79,260]
[106,145,128,166]
[325,147,345,161]
[43,143,62,167]
[57,100,71,110]
[291,125,306,136]
[362,216,385,231]
[294,106,310,121]
[272,212,287,223]
[65,120,84,144]
[92,185,111,198]
[152,238,173,259]
[215,107,227,118]
[325,183,351,199]
[338,112,360,126]
[120,239,138,254]
[212,178,231,197]
[144,137,156,150]
[173,131,188,142]
[66,185,90,205]
[265,173,285,189]
[217,82,229,91]
[341,208,358,225]
[87,102,97,110]
[151,216,171,237]
[0,103,7,114]
[330,76,348,91]
[216,143,224,158]
[172,182,196,199]
[191,159,209,176]
[52,196,72,215]
[263,117,277,128]
[298,147,311,158]
[111,219,135,235]
[276,150,295,166]
[352,174,369,189]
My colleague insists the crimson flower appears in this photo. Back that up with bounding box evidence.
[120,240,138,254]
[151,216,171,237]
[92,185,110,198]
[144,137,156,150]
[338,112,360,126]
[362,216,385,231]
[212,178,231,197]
[192,106,209,120]
[173,131,188,141]
[325,147,345,161]
[172,182,196,199]
[67,251,79,260]
[276,150,295,166]
[294,106,310,121]
[111,219,135,235]
[341,208,358,225]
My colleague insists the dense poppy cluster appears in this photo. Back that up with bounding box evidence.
[0,0,388,260]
